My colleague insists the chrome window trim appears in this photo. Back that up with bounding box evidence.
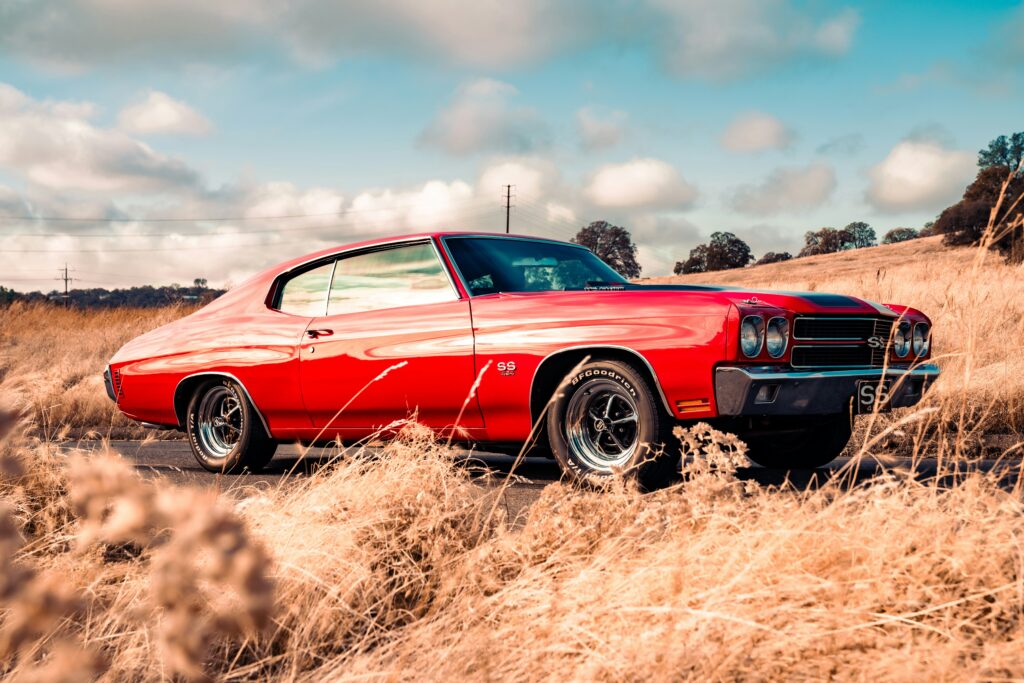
[528,344,674,416]
[269,237,463,317]
[173,371,272,435]
[792,316,889,341]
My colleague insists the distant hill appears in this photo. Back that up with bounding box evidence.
[0,284,225,308]
[640,236,966,289]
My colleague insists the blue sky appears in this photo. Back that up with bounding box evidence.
[0,0,1021,288]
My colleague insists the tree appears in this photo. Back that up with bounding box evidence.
[572,221,641,278]
[882,228,919,244]
[839,221,877,249]
[935,164,1024,247]
[978,132,1024,174]
[193,278,208,289]
[756,251,792,265]
[674,232,753,274]
[798,227,843,257]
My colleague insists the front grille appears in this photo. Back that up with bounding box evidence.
[790,316,896,368]
[792,345,873,368]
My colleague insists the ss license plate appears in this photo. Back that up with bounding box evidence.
[855,379,893,414]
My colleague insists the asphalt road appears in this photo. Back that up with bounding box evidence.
[66,440,1023,521]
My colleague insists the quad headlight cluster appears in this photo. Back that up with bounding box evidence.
[894,321,930,358]
[740,315,789,359]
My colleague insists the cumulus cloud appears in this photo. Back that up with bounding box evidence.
[731,162,836,214]
[0,83,201,193]
[648,1,860,79]
[585,158,697,210]
[865,138,975,212]
[118,91,211,136]
[720,111,793,152]
[419,79,549,156]
[576,107,627,151]
[0,1,858,79]
[476,157,560,204]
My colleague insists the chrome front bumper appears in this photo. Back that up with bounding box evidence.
[714,364,941,416]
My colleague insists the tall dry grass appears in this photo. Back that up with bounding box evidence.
[0,304,193,439]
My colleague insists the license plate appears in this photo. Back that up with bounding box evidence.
[855,379,893,413]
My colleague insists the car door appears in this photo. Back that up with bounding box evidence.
[298,240,483,436]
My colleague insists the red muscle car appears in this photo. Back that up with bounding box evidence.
[105,232,939,488]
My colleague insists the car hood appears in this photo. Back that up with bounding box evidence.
[624,283,898,316]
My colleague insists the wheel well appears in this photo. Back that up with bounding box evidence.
[173,375,218,428]
[529,347,670,424]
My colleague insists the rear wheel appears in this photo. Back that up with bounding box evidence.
[186,379,277,473]
[740,414,851,469]
[546,359,678,490]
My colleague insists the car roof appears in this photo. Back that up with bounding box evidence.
[270,231,576,274]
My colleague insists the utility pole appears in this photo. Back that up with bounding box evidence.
[503,184,515,234]
[57,263,74,308]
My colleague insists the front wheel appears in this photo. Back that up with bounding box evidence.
[740,414,852,469]
[186,379,277,473]
[546,359,678,490]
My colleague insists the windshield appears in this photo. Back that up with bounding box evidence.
[444,237,628,295]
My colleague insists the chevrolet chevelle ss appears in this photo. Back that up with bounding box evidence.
[105,232,939,488]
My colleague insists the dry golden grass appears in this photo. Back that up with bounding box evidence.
[0,304,193,439]
[2,213,1024,679]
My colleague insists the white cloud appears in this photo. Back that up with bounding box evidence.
[0,83,201,193]
[866,139,975,212]
[720,111,793,152]
[419,79,549,156]
[731,162,836,214]
[648,0,860,80]
[118,91,211,136]
[585,158,697,209]
[576,107,627,151]
[476,157,560,205]
[0,1,858,80]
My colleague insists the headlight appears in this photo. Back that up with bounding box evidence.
[913,323,930,357]
[893,321,911,358]
[740,316,765,357]
[765,317,788,358]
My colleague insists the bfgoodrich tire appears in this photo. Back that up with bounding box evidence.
[546,359,678,490]
[741,414,851,469]
[186,379,277,474]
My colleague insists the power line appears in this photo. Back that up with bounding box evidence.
[0,200,500,238]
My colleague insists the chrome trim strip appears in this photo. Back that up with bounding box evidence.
[719,363,941,382]
[528,344,674,416]
[428,237,463,299]
[792,315,890,341]
[173,372,273,436]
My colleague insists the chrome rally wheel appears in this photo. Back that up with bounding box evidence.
[547,359,679,490]
[186,378,277,474]
[196,384,244,460]
[564,381,640,472]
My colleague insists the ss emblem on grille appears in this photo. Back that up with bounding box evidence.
[866,336,886,349]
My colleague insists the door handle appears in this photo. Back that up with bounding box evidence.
[307,328,334,339]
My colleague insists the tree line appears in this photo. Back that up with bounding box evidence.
[574,131,1023,277]
[0,280,223,308]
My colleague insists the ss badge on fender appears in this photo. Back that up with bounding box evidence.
[497,361,517,377]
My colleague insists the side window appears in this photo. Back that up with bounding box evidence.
[276,261,335,316]
[327,242,456,316]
